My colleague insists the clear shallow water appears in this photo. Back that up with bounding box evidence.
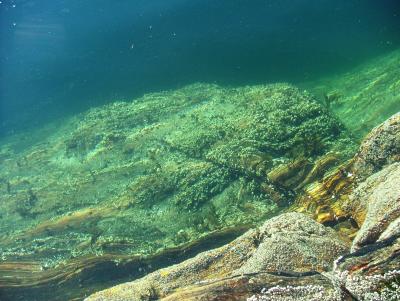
[0,1,400,301]
[1,0,399,135]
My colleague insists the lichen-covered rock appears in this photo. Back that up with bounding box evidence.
[353,112,400,181]
[347,163,400,251]
[234,213,349,275]
[85,213,348,301]
[334,234,400,301]
[0,83,353,277]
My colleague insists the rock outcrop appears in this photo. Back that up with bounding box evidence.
[86,112,400,301]
[353,112,400,181]
[349,162,400,251]
[0,51,399,300]
[85,213,349,301]
[0,83,356,300]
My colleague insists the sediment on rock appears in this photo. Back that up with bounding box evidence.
[0,83,357,300]
[85,112,400,301]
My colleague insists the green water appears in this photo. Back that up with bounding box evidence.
[0,1,399,300]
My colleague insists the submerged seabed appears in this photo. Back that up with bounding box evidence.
[0,49,399,300]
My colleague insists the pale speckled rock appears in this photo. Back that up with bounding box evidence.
[378,216,400,242]
[353,112,400,181]
[350,162,400,251]
[234,212,349,275]
[85,213,348,301]
[333,235,400,301]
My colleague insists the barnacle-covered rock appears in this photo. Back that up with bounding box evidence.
[333,230,400,301]
[353,112,400,181]
[85,213,348,301]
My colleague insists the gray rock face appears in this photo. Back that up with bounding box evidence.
[353,112,400,181]
[350,162,400,252]
[234,212,349,275]
[334,234,400,301]
[333,114,400,300]
[85,213,348,301]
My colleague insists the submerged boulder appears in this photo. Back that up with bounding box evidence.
[233,212,349,275]
[349,162,400,251]
[353,112,400,181]
[85,212,348,301]
[86,112,400,301]
[0,83,355,300]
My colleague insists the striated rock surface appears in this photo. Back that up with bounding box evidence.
[85,213,349,301]
[349,162,400,251]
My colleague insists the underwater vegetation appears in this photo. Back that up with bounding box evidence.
[86,112,400,301]
[0,49,399,300]
[0,83,354,262]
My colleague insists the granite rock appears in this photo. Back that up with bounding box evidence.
[353,112,400,181]
[348,163,400,251]
[85,213,349,301]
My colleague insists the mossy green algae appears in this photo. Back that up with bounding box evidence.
[0,83,354,269]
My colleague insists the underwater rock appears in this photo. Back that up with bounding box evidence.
[266,157,313,189]
[289,113,400,300]
[292,112,400,239]
[353,112,400,181]
[86,109,400,300]
[333,232,400,301]
[233,212,349,275]
[348,162,400,252]
[331,162,400,300]
[85,212,348,301]
[0,83,355,300]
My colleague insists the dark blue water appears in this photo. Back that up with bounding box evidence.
[1,0,399,135]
